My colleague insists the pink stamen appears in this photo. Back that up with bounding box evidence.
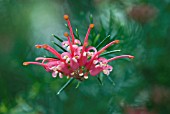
[107,55,134,62]
[83,24,94,47]
[35,57,58,62]
[80,24,94,65]
[35,44,62,60]
[93,40,119,62]
[97,40,119,56]
[24,15,134,80]
[64,32,74,56]
[81,24,94,53]
[35,57,59,66]
[35,57,47,61]
[23,62,46,67]
[64,15,75,44]
[86,40,119,69]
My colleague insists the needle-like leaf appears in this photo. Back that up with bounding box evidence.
[57,78,74,95]
[65,24,81,42]
[97,76,103,85]
[52,34,63,42]
[107,76,115,86]
[51,41,67,52]
[75,28,81,42]
[96,35,110,49]
[75,81,81,88]
[89,14,93,24]
[100,50,121,57]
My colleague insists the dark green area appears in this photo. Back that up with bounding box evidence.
[0,0,170,114]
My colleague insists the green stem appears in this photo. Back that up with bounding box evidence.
[57,78,74,95]
[107,76,115,86]
[96,35,110,49]
[97,76,103,85]
[93,34,100,46]
[65,24,81,42]
[75,81,81,88]
[89,14,93,23]
[75,28,81,42]
[100,50,121,56]
[52,41,67,52]
[52,34,63,42]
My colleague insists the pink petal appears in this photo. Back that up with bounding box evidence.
[105,65,113,71]
[59,63,71,75]
[87,46,97,54]
[89,67,103,76]
[52,71,58,78]
[98,57,108,64]
[61,52,71,59]
[107,55,134,62]
[35,57,58,63]
[59,73,63,78]
[61,41,69,47]
[74,39,81,45]
[64,15,75,44]
[70,59,79,70]
[35,44,61,59]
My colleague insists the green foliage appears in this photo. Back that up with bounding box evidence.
[0,0,170,114]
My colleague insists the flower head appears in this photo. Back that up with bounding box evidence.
[23,14,134,81]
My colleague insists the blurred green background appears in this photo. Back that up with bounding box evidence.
[0,0,170,114]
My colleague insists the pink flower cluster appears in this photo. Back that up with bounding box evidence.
[23,15,134,81]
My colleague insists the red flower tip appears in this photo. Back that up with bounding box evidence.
[35,45,42,48]
[128,55,134,59]
[42,44,48,49]
[84,42,88,47]
[115,40,120,44]
[64,15,69,20]
[89,24,94,29]
[24,14,134,81]
[64,32,69,37]
[23,62,29,66]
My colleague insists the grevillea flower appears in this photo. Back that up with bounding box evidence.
[23,15,134,81]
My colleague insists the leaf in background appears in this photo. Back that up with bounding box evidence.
[96,35,110,49]
[51,41,67,52]
[57,78,74,95]
[89,14,93,24]
[108,10,114,35]
[107,76,115,86]
[75,81,81,88]
[93,34,100,46]
[75,28,81,42]
[97,74,104,85]
[65,24,81,42]
[52,34,64,42]
[100,50,121,57]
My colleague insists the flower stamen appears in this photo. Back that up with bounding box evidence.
[23,14,134,83]
[35,44,62,60]
[64,14,75,44]
[107,55,134,62]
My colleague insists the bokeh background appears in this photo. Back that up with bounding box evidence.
[0,0,170,114]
